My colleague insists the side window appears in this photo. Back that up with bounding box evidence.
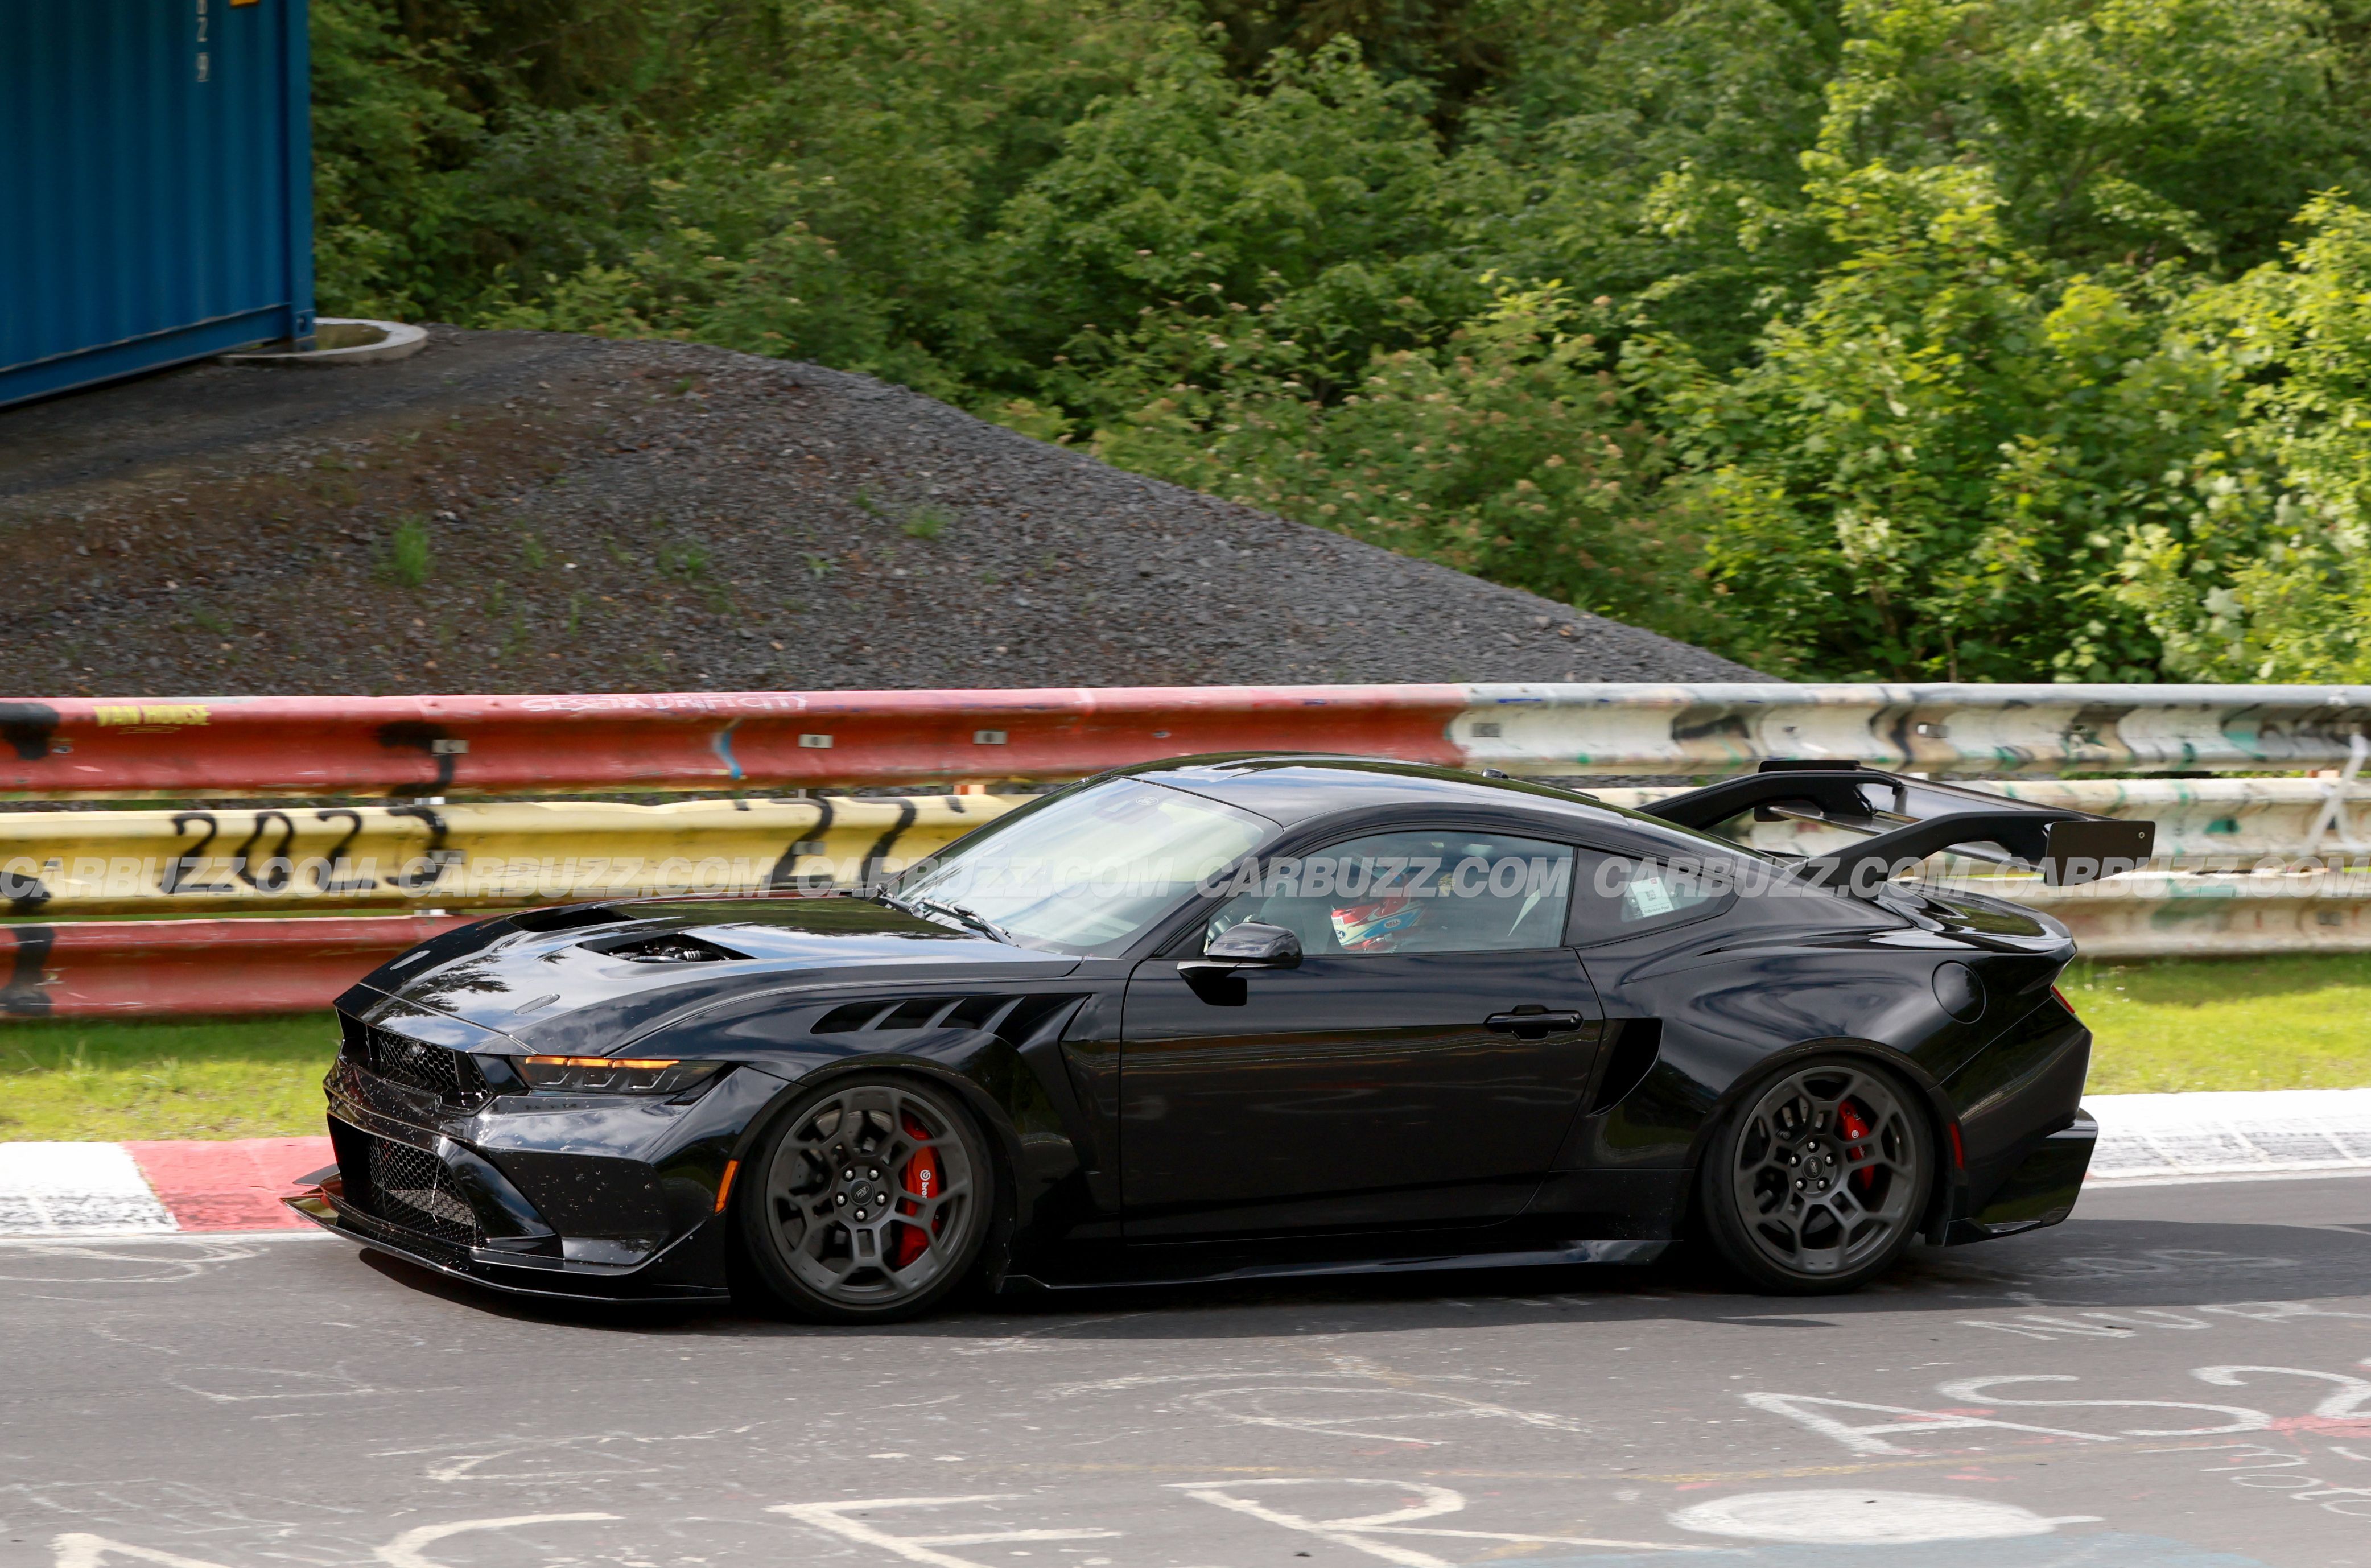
[1206,830,1576,956]
[1569,850,1736,944]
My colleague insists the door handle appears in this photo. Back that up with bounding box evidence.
[1486,1009,1585,1038]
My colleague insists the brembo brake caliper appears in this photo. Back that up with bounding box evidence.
[890,1112,940,1268]
[1837,1101,1876,1196]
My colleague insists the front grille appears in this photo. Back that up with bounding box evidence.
[361,1136,485,1248]
[344,1022,488,1108]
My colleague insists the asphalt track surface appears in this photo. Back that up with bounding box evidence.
[9,1178,2371,1568]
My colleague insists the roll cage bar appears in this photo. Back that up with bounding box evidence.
[1638,761,2154,889]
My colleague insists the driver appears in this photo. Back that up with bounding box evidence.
[1329,892,1422,952]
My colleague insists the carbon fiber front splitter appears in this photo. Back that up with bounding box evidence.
[282,1181,732,1303]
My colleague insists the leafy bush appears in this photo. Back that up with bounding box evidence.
[1086,275,1716,638]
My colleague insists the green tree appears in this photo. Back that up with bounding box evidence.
[1819,0,2356,270]
[992,30,1481,396]
[1658,159,2236,678]
[2118,196,2371,679]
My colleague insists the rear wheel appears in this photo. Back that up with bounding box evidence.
[739,1075,994,1323]
[1700,1056,1931,1294]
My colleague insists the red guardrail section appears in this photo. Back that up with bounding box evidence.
[0,686,1470,798]
[1,915,472,1018]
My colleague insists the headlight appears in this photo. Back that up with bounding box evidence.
[517,1055,727,1095]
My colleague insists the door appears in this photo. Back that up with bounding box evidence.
[1120,828,1603,1239]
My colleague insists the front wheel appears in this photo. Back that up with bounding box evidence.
[1699,1055,1932,1294]
[738,1074,995,1323]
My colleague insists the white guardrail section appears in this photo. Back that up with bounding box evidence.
[1459,683,2371,775]
[1465,689,2371,951]
[1599,773,2371,959]
[1599,775,2371,866]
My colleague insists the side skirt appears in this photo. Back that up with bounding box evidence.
[999,1237,1670,1294]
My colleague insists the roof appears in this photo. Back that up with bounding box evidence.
[1114,753,1630,832]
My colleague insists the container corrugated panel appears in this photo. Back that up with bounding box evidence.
[0,0,314,407]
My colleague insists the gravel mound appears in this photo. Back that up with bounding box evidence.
[0,329,1759,696]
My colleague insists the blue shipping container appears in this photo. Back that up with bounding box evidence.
[0,0,314,407]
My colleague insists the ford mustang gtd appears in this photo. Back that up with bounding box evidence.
[287,755,2150,1321]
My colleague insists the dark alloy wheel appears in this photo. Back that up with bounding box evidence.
[739,1075,995,1322]
[1700,1056,1932,1294]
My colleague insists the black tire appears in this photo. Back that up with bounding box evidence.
[737,1074,996,1323]
[1698,1054,1933,1294]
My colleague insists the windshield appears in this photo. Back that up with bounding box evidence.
[896,779,1276,955]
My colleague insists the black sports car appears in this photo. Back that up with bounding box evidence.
[288,755,2150,1319]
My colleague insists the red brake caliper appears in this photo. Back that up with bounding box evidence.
[1837,1101,1876,1196]
[889,1111,939,1269]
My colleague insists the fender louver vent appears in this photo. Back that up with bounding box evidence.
[814,994,1081,1041]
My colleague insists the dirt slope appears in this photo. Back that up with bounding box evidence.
[0,328,1761,697]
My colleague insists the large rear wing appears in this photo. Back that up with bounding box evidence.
[1640,761,2154,891]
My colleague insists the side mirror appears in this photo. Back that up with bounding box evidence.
[1182,921,1302,974]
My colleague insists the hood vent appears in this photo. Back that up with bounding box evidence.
[511,903,626,934]
[589,933,751,964]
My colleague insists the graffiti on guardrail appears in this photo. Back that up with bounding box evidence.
[0,795,1018,915]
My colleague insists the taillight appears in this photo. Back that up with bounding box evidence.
[2052,985,2076,1017]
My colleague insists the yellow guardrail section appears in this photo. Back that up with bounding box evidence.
[0,795,1023,916]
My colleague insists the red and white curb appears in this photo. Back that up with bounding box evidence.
[0,1137,329,1236]
[0,1090,2366,1236]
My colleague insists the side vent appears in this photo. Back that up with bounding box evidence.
[1588,1019,1662,1115]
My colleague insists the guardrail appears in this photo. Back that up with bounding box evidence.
[1,915,469,1018]
[6,779,2366,917]
[2011,869,2371,957]
[6,868,2362,1017]
[5,680,2370,1016]
[1597,778,2371,864]
[6,682,2371,797]
[1,795,1007,916]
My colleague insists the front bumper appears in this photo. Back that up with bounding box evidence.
[283,1174,732,1302]
[298,1046,786,1302]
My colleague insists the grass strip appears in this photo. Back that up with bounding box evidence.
[0,1013,339,1141]
[2069,953,2371,1094]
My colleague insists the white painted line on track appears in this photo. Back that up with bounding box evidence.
[2083,1165,2371,1189]
[0,1143,174,1234]
[2089,1089,2371,1183]
[0,1227,333,1248]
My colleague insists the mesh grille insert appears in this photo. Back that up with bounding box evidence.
[363,1137,484,1247]
[347,1025,489,1108]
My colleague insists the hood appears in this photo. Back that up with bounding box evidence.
[341,895,1081,1055]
